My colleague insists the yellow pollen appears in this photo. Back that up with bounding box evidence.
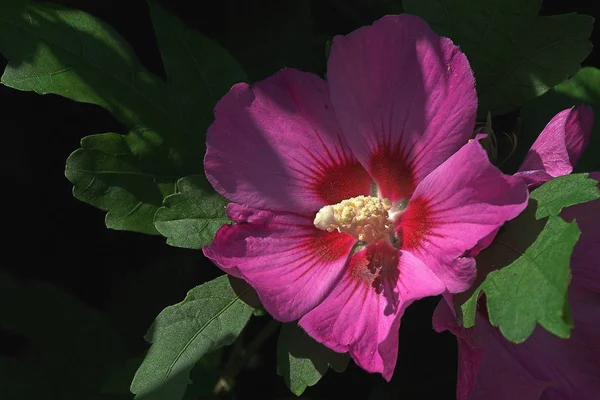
[313,195,393,243]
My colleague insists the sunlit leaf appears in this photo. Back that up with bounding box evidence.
[130,275,259,400]
[461,214,578,342]
[65,132,178,234]
[0,0,246,234]
[0,1,183,151]
[461,174,600,342]
[154,175,229,248]
[530,173,600,218]
[104,352,221,399]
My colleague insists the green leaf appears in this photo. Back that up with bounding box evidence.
[530,173,600,219]
[104,352,221,399]
[0,0,187,234]
[0,0,247,234]
[0,272,127,399]
[65,132,178,235]
[147,0,247,137]
[461,213,579,343]
[0,1,186,150]
[130,275,259,400]
[277,323,349,396]
[520,67,600,172]
[403,0,593,116]
[154,175,229,248]
[461,174,600,342]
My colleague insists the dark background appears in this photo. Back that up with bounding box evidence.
[1,0,597,399]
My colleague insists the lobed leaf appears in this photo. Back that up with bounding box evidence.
[154,175,230,249]
[65,132,178,235]
[530,173,600,219]
[461,214,578,342]
[0,0,246,235]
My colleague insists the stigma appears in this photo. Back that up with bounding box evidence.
[313,195,393,243]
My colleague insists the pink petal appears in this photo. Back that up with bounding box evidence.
[560,172,600,293]
[434,191,600,400]
[433,173,600,399]
[432,300,484,400]
[396,139,529,293]
[516,105,594,187]
[436,287,600,399]
[205,68,372,215]
[300,241,445,380]
[433,300,549,400]
[461,288,600,400]
[327,14,477,202]
[203,204,356,321]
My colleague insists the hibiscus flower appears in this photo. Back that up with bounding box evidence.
[434,105,600,399]
[203,14,528,379]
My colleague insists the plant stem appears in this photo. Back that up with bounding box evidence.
[212,318,281,396]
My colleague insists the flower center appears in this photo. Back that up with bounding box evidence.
[313,195,393,243]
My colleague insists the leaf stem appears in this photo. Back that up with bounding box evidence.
[212,318,281,396]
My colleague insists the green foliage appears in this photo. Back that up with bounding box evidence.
[105,250,206,350]
[130,275,259,400]
[403,0,593,117]
[277,323,349,396]
[0,0,245,236]
[147,0,247,144]
[65,132,178,234]
[103,251,222,398]
[0,1,171,136]
[461,174,600,342]
[520,67,600,172]
[2,0,599,396]
[531,173,600,218]
[461,214,578,342]
[154,175,230,249]
[104,352,221,399]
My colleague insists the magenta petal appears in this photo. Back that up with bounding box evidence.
[203,204,356,321]
[435,287,600,399]
[397,139,529,293]
[433,300,549,400]
[560,172,600,293]
[327,14,477,202]
[432,300,484,400]
[432,174,600,400]
[434,188,600,400]
[517,105,594,187]
[205,68,372,215]
[300,242,445,380]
